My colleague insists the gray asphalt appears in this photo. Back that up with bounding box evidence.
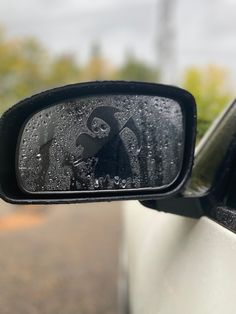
[0,201,122,314]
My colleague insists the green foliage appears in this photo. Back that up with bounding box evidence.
[182,65,232,139]
[0,28,82,114]
[0,25,233,141]
[81,44,115,81]
[47,55,81,88]
[116,54,158,82]
[0,34,48,112]
[0,31,159,115]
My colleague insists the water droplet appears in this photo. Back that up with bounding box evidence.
[114,176,120,185]
[121,179,127,188]
[94,179,99,188]
[101,124,107,131]
[36,153,41,161]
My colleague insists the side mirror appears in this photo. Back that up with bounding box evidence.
[0,81,196,204]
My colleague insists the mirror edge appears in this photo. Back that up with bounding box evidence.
[0,81,197,204]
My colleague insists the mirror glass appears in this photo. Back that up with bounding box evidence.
[17,94,185,193]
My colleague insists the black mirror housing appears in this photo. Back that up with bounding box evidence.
[0,81,196,204]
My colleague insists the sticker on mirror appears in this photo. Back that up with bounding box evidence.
[17,94,184,193]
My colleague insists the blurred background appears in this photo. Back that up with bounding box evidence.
[0,0,235,313]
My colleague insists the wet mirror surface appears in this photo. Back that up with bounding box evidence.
[17,94,185,193]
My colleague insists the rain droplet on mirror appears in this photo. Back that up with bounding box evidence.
[17,94,184,193]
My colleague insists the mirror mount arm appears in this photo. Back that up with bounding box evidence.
[141,192,236,233]
[140,193,213,219]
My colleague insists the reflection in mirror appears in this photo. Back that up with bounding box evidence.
[17,95,184,193]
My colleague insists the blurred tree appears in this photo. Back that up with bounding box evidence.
[182,65,232,139]
[47,54,81,88]
[81,43,114,81]
[0,29,49,113]
[116,53,158,82]
[0,27,82,114]
[0,27,160,115]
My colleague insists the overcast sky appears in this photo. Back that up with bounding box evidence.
[1,0,236,84]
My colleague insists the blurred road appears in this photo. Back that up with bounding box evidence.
[0,200,122,314]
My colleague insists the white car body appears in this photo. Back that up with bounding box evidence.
[122,201,236,314]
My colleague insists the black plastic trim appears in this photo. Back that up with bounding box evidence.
[141,100,236,226]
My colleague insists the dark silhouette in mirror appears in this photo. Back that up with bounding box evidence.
[17,94,184,193]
